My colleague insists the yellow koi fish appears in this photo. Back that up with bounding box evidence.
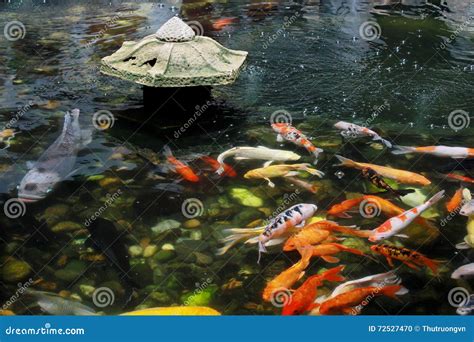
[334,155,431,186]
[244,163,324,187]
[121,306,221,316]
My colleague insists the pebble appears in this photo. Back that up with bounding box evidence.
[2,259,31,283]
[183,219,201,229]
[143,245,158,258]
[128,245,143,257]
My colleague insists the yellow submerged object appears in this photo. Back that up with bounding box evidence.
[121,306,221,316]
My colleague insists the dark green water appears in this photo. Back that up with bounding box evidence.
[0,0,473,315]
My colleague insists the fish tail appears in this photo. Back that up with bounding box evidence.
[373,135,392,148]
[320,265,346,283]
[421,257,442,275]
[333,155,357,167]
[427,190,445,206]
[324,225,372,238]
[296,245,313,269]
[258,240,267,264]
[380,285,404,299]
[302,165,325,178]
[162,145,173,158]
[391,145,415,155]
[216,227,264,255]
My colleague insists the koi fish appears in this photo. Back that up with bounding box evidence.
[318,285,402,315]
[368,190,445,242]
[212,17,236,30]
[335,155,431,186]
[457,189,474,249]
[216,146,301,174]
[451,263,474,279]
[306,243,366,263]
[122,306,221,316]
[163,146,199,182]
[18,109,92,202]
[216,204,317,258]
[258,203,318,262]
[283,221,369,251]
[329,271,406,299]
[392,145,474,159]
[244,163,324,187]
[361,167,413,197]
[284,176,319,193]
[200,156,237,177]
[271,123,323,163]
[0,128,17,150]
[262,247,312,302]
[446,187,464,213]
[370,244,441,274]
[282,266,346,315]
[327,195,437,233]
[444,173,474,184]
[334,121,392,148]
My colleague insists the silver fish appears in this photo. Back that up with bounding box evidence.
[216,146,300,174]
[334,121,392,148]
[456,295,474,316]
[451,263,474,279]
[28,290,97,316]
[18,109,91,202]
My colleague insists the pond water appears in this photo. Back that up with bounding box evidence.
[0,0,473,315]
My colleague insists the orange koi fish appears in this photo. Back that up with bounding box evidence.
[392,145,474,159]
[446,188,464,213]
[370,244,442,274]
[368,191,445,242]
[444,173,474,184]
[272,123,323,164]
[306,243,365,263]
[318,285,402,315]
[334,155,431,186]
[200,156,237,177]
[163,146,199,182]
[262,247,312,302]
[212,17,237,30]
[282,266,346,315]
[327,195,436,232]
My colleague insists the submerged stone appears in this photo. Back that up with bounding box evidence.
[229,188,264,207]
[2,259,31,283]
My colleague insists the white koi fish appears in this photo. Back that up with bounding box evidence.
[216,203,317,261]
[216,146,301,174]
[457,189,474,249]
[368,190,445,242]
[451,263,474,279]
[392,145,474,159]
[334,121,392,148]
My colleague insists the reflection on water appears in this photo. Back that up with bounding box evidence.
[0,0,473,315]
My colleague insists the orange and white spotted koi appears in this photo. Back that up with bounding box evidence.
[334,121,392,148]
[271,123,323,164]
[392,145,474,159]
[368,190,445,242]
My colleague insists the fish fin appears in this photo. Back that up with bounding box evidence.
[216,227,264,255]
[403,261,420,271]
[333,155,356,167]
[394,234,409,239]
[257,241,267,264]
[372,135,392,148]
[257,146,271,149]
[265,178,275,188]
[80,129,93,147]
[276,134,284,142]
[265,237,287,247]
[65,167,84,179]
[234,157,251,160]
[462,189,472,201]
[321,256,340,263]
[162,145,173,158]
[216,166,225,175]
[263,160,273,167]
[301,166,324,177]
[321,265,346,282]
[284,171,300,177]
[312,148,323,160]
[380,285,404,299]
[295,220,306,228]
[455,241,471,250]
[422,257,442,275]
[427,190,445,205]
[391,145,415,155]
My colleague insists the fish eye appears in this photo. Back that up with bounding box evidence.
[24,183,37,191]
[46,188,53,193]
